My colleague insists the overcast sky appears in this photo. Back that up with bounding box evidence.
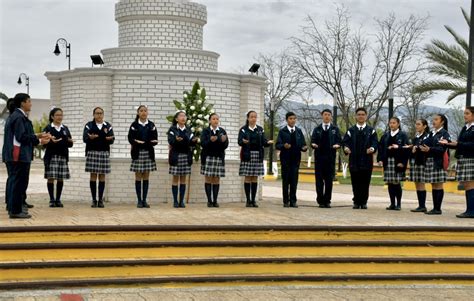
[0,0,471,108]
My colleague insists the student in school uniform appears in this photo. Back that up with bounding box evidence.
[2,93,50,218]
[440,106,474,218]
[43,107,73,208]
[311,109,342,208]
[342,107,378,209]
[408,119,430,212]
[238,110,273,208]
[276,112,308,208]
[83,107,115,208]
[168,111,198,208]
[128,105,158,208]
[377,117,409,210]
[200,113,229,208]
[419,114,450,215]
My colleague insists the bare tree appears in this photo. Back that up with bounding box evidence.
[395,83,433,137]
[291,6,428,129]
[257,49,306,119]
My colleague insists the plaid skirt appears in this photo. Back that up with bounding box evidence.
[201,156,225,177]
[409,159,425,183]
[130,149,157,172]
[423,157,447,183]
[383,157,406,183]
[44,155,70,180]
[239,151,264,176]
[456,157,474,182]
[85,150,111,174]
[169,153,191,176]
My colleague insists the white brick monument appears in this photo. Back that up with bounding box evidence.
[45,0,266,203]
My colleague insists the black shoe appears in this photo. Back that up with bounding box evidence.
[318,204,325,208]
[55,201,64,208]
[98,200,104,208]
[411,207,427,213]
[213,202,219,208]
[137,201,144,208]
[425,209,442,215]
[395,206,401,211]
[290,203,298,208]
[353,205,360,209]
[179,202,186,208]
[360,205,368,209]
[284,203,290,208]
[246,201,252,208]
[142,202,150,208]
[49,201,56,208]
[22,205,29,212]
[173,202,179,208]
[386,205,396,210]
[91,201,98,208]
[251,201,259,208]
[325,204,331,208]
[23,202,34,209]
[9,212,32,219]
[456,212,474,218]
[207,202,213,208]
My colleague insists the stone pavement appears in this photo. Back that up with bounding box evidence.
[0,163,473,227]
[0,285,473,301]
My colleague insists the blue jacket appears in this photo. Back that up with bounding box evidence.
[276,126,307,164]
[2,109,39,163]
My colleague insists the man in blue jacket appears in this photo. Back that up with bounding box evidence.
[276,112,308,208]
[2,93,50,218]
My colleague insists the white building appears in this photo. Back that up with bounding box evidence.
[45,0,266,203]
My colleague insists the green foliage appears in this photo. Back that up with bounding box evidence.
[32,114,49,158]
[167,81,214,161]
[0,92,8,101]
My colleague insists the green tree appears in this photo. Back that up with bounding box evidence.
[414,8,473,102]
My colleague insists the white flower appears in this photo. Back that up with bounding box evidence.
[210,109,214,114]
[205,96,208,100]
[204,115,209,120]
[183,92,187,98]
[186,120,191,125]
[197,89,201,94]
[190,105,195,111]
[191,127,195,132]
[193,149,197,154]
[198,114,203,118]
[196,120,202,125]
[192,112,197,117]
[197,99,202,105]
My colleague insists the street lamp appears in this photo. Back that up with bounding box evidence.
[388,81,394,120]
[268,97,275,175]
[17,73,29,94]
[333,90,341,174]
[53,38,71,70]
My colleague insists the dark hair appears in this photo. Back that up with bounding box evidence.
[12,93,30,110]
[355,107,367,114]
[135,105,147,122]
[208,113,218,121]
[285,112,296,120]
[321,109,332,115]
[172,110,186,126]
[246,110,257,126]
[93,107,104,114]
[435,113,448,131]
[6,98,16,114]
[389,117,401,130]
[48,108,63,123]
[416,118,430,134]
[466,106,474,115]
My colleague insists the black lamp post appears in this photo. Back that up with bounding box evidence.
[268,97,275,175]
[17,73,30,94]
[388,81,394,120]
[53,38,71,70]
[333,91,341,174]
[467,0,474,107]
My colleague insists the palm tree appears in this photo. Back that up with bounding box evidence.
[414,8,473,102]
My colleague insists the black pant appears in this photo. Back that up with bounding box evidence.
[315,161,334,205]
[350,168,372,206]
[7,162,31,214]
[281,160,300,205]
